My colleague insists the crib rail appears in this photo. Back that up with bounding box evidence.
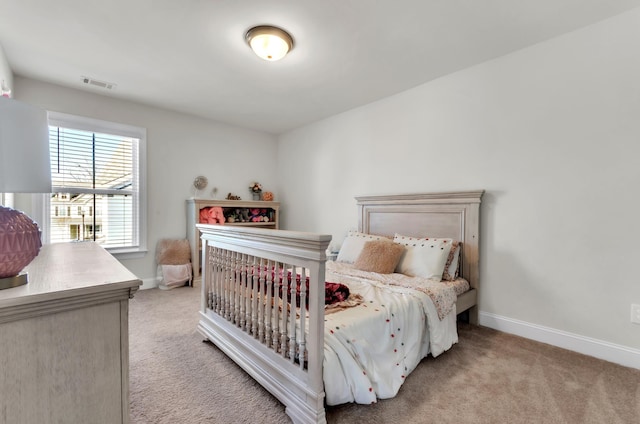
[196,224,331,424]
[206,249,311,366]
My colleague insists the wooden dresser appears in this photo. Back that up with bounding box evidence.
[0,242,141,424]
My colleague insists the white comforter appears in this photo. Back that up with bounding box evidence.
[323,261,458,405]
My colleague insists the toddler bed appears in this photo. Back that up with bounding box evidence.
[197,191,483,424]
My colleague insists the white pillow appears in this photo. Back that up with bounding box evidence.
[393,234,453,279]
[336,231,386,263]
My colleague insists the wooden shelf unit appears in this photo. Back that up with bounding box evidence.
[186,198,280,279]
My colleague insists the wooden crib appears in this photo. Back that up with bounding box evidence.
[197,191,483,424]
[197,226,330,424]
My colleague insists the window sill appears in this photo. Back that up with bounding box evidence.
[108,247,148,260]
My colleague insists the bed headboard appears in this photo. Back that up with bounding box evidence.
[356,191,484,290]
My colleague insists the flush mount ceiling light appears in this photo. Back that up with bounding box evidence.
[245,25,294,61]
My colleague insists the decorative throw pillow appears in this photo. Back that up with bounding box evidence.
[336,231,386,263]
[353,239,406,274]
[442,241,461,281]
[156,238,191,265]
[393,234,453,280]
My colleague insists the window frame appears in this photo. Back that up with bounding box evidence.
[37,112,147,259]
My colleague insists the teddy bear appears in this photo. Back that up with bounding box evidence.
[199,206,225,224]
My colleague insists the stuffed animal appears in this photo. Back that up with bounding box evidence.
[199,208,208,223]
[199,206,225,224]
[249,208,262,222]
[210,206,225,224]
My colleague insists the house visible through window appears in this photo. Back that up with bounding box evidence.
[44,112,147,256]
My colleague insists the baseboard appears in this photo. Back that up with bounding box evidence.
[139,277,160,290]
[139,276,196,290]
[479,311,640,370]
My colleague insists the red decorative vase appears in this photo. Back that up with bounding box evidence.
[0,206,42,278]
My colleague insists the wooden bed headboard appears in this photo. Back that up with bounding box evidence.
[356,191,484,291]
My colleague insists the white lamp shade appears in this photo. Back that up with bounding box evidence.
[0,96,52,193]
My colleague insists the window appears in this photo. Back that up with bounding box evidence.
[42,112,147,257]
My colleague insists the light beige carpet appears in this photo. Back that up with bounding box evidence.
[129,283,640,424]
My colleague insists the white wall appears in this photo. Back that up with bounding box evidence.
[277,8,640,359]
[14,77,278,282]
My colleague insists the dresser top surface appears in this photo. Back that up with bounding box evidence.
[0,242,141,307]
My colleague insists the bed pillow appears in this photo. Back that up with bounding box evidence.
[336,231,386,263]
[393,234,453,280]
[353,239,405,274]
[442,241,461,281]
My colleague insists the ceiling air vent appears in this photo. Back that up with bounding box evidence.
[81,76,116,90]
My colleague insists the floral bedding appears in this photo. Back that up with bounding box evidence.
[322,261,460,405]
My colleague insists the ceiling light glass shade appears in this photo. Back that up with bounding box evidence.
[246,26,293,61]
[0,96,51,289]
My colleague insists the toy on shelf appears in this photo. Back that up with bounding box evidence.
[249,182,262,200]
[199,206,225,224]
[249,208,271,223]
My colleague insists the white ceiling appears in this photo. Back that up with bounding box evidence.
[1,0,639,134]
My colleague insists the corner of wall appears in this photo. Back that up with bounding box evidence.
[0,42,14,97]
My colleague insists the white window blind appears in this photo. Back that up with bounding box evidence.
[47,119,143,251]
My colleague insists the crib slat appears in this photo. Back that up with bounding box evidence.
[211,247,218,311]
[232,251,237,323]
[224,249,231,320]
[288,266,297,362]
[237,252,244,328]
[264,260,270,345]
[243,254,250,332]
[232,251,237,325]
[251,256,258,337]
[215,247,223,313]
[280,263,289,357]
[271,261,280,351]
[298,266,307,369]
